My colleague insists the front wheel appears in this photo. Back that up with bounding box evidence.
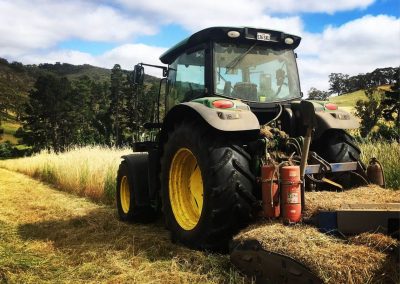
[161,122,257,251]
[116,154,157,223]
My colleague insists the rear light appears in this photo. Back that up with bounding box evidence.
[212,100,234,109]
[324,103,338,110]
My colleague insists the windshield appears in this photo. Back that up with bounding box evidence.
[214,42,301,102]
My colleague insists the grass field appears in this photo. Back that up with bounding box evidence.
[329,89,368,108]
[0,168,244,283]
[329,86,389,108]
[0,143,398,283]
[0,140,398,207]
[0,146,132,204]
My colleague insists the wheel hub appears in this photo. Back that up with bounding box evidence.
[120,176,130,214]
[169,148,204,230]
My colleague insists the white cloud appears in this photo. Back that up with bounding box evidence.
[0,0,377,59]
[19,50,97,66]
[117,0,304,34]
[255,0,374,14]
[0,0,157,57]
[297,15,400,92]
[99,44,168,76]
[0,1,397,94]
[117,0,375,32]
[18,44,168,77]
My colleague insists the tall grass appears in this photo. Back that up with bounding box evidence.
[358,141,400,189]
[0,146,132,204]
[0,141,398,206]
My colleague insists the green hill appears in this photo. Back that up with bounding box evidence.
[328,87,388,114]
[36,62,111,82]
[329,90,368,107]
[0,58,159,103]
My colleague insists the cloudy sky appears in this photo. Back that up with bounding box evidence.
[0,0,399,92]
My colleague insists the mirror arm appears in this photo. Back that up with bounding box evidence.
[158,78,168,123]
[138,63,168,77]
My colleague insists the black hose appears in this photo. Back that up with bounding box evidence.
[349,171,370,185]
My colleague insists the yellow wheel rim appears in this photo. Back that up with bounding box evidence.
[120,176,130,214]
[169,148,204,230]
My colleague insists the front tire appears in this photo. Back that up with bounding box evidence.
[116,155,156,223]
[161,122,257,251]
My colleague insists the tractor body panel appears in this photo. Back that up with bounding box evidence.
[181,99,259,131]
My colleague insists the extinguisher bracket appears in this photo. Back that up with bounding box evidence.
[261,178,279,183]
[280,180,303,186]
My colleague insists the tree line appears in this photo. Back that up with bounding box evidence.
[19,64,159,152]
[307,67,398,100]
[307,67,399,141]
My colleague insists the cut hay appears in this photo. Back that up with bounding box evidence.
[233,222,398,283]
[233,185,400,283]
[348,233,399,253]
[304,185,400,218]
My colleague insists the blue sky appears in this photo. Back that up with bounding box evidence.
[0,0,399,91]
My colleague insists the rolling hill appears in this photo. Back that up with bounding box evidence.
[328,85,389,113]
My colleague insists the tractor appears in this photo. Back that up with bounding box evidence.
[116,26,381,251]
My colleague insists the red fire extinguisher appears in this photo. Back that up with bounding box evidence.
[261,164,280,218]
[280,166,302,223]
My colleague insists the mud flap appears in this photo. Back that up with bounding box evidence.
[230,239,322,284]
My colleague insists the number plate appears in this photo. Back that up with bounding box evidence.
[257,32,271,41]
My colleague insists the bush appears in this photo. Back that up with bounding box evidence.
[370,124,400,141]
[0,142,14,159]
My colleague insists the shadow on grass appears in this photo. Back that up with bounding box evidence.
[17,208,208,264]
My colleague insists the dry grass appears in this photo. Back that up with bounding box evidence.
[0,168,247,284]
[304,185,400,218]
[348,233,398,252]
[233,186,400,283]
[1,146,399,283]
[233,222,399,284]
[0,146,132,204]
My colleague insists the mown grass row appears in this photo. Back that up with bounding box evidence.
[0,169,245,284]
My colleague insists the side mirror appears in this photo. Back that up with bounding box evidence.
[132,64,144,85]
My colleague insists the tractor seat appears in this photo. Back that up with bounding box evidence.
[184,89,205,101]
[233,82,257,101]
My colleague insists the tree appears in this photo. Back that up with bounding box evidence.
[90,81,112,145]
[381,69,400,128]
[109,64,124,146]
[354,88,383,137]
[23,75,75,152]
[307,87,330,100]
[328,73,349,95]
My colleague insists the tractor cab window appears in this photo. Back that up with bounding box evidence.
[167,49,205,110]
[214,42,301,103]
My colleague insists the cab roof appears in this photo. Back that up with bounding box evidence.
[159,26,301,64]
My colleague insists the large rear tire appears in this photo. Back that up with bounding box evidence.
[161,122,257,251]
[313,129,363,188]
